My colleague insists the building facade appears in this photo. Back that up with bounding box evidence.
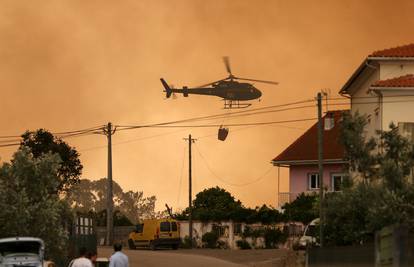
[272,110,348,206]
[340,43,414,139]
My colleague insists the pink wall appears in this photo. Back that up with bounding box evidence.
[289,164,345,199]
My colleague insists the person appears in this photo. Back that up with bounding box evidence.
[70,247,93,267]
[109,243,129,267]
[87,251,98,266]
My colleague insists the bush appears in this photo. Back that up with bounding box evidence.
[264,228,287,248]
[202,231,219,248]
[236,240,251,250]
[180,236,193,249]
[242,226,263,238]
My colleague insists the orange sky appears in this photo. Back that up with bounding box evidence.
[1,0,414,211]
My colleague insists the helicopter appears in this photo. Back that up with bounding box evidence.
[160,57,278,109]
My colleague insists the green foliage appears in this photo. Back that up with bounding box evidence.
[339,111,378,182]
[263,228,287,249]
[192,187,243,221]
[175,187,283,224]
[242,226,263,239]
[180,236,193,249]
[0,148,71,263]
[323,113,414,246]
[282,193,318,224]
[202,231,220,248]
[20,129,83,193]
[94,210,133,227]
[65,178,157,223]
[236,239,251,249]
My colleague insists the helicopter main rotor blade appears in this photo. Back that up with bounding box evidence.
[234,76,279,85]
[223,56,232,76]
[196,77,229,88]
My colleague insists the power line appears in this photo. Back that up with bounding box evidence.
[122,118,317,128]
[115,99,316,131]
[79,129,187,152]
[194,143,274,187]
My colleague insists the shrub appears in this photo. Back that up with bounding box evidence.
[236,240,251,250]
[202,231,219,248]
[263,228,287,248]
[180,236,193,249]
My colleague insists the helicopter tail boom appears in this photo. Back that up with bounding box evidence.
[160,78,173,98]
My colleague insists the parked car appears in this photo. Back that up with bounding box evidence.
[298,218,320,248]
[0,237,45,267]
[128,219,180,250]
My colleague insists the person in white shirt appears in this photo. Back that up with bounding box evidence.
[109,243,129,267]
[70,247,93,267]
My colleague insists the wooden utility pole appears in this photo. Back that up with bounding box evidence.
[317,92,324,247]
[104,122,115,246]
[184,134,196,248]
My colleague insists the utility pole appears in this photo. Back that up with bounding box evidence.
[104,122,115,246]
[317,92,324,247]
[184,134,196,248]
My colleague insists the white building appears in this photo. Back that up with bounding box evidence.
[339,43,414,139]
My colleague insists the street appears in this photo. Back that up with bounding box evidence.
[98,247,289,267]
[98,247,245,267]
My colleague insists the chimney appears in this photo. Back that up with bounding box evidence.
[324,113,334,131]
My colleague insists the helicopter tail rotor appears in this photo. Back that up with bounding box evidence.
[160,78,173,98]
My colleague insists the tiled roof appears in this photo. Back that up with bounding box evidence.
[272,110,347,165]
[371,74,414,87]
[370,43,414,57]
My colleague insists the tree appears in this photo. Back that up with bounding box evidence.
[192,187,243,221]
[0,147,70,263]
[65,178,157,223]
[323,113,414,246]
[20,129,82,192]
[282,193,318,224]
[175,187,283,224]
[340,111,378,183]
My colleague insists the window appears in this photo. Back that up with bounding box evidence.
[160,222,171,232]
[233,223,242,235]
[135,223,144,233]
[308,173,319,190]
[331,174,345,191]
[212,224,228,237]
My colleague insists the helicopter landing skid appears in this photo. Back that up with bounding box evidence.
[223,100,252,109]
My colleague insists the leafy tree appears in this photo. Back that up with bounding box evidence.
[339,111,378,183]
[65,178,157,223]
[323,113,414,246]
[20,129,82,192]
[94,210,133,227]
[0,147,71,263]
[175,187,283,224]
[191,187,243,221]
[282,193,318,224]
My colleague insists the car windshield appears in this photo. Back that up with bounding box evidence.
[306,225,318,237]
[0,241,40,257]
[160,222,171,232]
